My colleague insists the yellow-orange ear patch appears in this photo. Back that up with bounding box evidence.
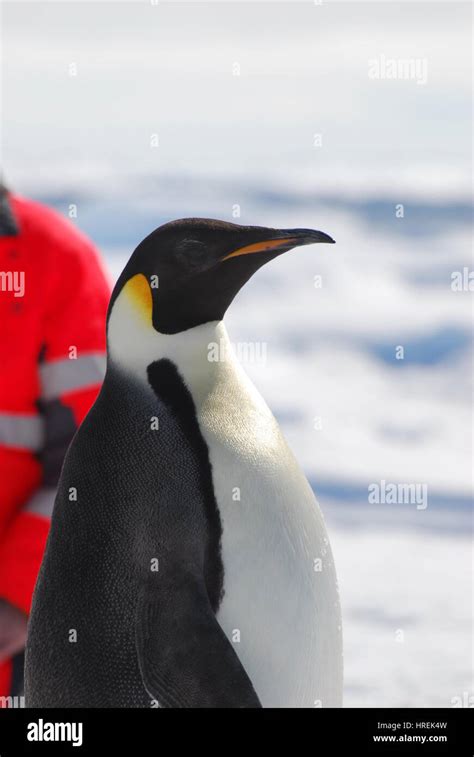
[123,273,153,325]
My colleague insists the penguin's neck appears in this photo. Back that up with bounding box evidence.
[107,290,238,405]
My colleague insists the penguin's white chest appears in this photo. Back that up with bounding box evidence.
[108,305,343,707]
[194,358,343,708]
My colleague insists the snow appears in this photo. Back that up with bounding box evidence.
[334,523,472,708]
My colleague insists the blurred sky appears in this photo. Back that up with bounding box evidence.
[1,1,472,707]
[1,0,472,197]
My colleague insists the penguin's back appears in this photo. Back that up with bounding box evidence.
[25,360,224,707]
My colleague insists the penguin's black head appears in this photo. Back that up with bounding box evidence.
[109,218,334,334]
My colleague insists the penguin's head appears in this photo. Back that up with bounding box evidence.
[109,218,334,335]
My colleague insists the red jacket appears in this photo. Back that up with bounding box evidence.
[0,191,110,697]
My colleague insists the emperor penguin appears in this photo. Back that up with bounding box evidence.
[25,218,343,708]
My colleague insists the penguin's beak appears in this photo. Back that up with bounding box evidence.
[221,228,335,261]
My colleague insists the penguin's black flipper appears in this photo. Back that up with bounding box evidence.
[135,569,262,708]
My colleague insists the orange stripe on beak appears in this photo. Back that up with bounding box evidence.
[221,237,298,261]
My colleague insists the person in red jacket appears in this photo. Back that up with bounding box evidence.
[0,184,110,702]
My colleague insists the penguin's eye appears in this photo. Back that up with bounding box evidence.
[174,239,209,271]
